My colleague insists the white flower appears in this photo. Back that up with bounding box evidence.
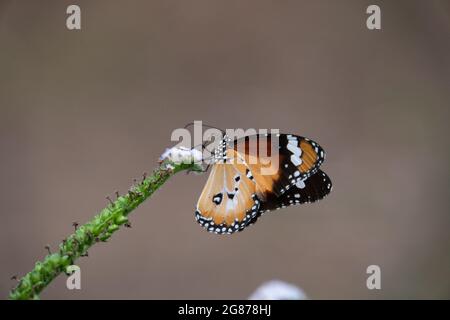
[160,146,203,165]
[248,280,307,300]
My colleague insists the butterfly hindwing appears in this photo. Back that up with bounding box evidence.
[245,170,332,227]
[195,162,261,234]
[260,169,332,212]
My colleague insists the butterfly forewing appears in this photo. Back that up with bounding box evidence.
[232,134,326,197]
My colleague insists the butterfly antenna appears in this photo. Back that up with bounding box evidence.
[184,122,226,135]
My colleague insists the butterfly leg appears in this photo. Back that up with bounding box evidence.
[186,163,210,175]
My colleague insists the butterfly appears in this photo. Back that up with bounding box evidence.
[194,133,332,234]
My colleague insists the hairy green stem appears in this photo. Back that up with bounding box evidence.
[9,160,201,300]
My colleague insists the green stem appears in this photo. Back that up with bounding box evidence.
[9,160,201,300]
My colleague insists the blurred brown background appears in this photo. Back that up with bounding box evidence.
[0,0,449,299]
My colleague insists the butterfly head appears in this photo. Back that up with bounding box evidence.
[212,134,233,164]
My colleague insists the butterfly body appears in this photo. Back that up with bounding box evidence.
[195,133,332,234]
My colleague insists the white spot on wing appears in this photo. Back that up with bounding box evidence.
[291,154,302,166]
[296,179,306,189]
